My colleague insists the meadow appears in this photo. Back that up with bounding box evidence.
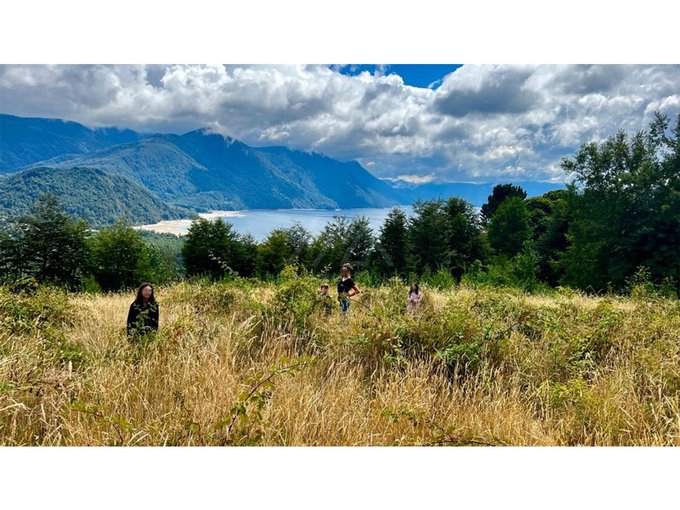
[1,272,679,446]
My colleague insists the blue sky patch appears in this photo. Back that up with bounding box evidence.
[334,64,462,89]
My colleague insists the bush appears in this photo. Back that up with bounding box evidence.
[434,341,483,378]
[422,267,458,289]
[272,266,324,333]
[0,284,72,336]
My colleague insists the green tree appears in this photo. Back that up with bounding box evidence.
[145,244,183,285]
[443,197,488,281]
[12,194,91,289]
[488,196,531,257]
[310,216,350,274]
[310,216,374,275]
[139,231,185,284]
[283,223,312,268]
[256,224,311,277]
[405,198,486,278]
[345,216,374,272]
[231,233,257,278]
[0,221,28,283]
[90,221,152,291]
[182,218,240,279]
[257,230,291,277]
[373,208,409,277]
[561,112,680,292]
[525,189,572,285]
[481,183,528,225]
[407,199,450,274]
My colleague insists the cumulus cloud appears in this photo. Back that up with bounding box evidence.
[434,65,540,117]
[1,64,679,183]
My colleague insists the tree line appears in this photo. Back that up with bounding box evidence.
[1,113,678,295]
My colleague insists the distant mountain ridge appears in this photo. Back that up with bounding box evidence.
[387,179,564,206]
[0,113,141,172]
[0,113,565,225]
[1,114,404,212]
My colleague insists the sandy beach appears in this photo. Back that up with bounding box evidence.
[134,210,245,235]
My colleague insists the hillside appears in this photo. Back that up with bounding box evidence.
[30,136,211,202]
[0,166,191,226]
[31,129,404,210]
[254,145,401,208]
[1,278,678,446]
[0,113,140,173]
[2,114,405,211]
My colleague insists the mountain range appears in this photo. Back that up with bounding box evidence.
[0,113,564,226]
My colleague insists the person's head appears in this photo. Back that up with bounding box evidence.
[320,284,329,295]
[135,283,155,304]
[410,283,420,295]
[341,263,352,276]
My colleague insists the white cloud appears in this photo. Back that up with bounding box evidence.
[1,64,679,182]
[395,174,436,184]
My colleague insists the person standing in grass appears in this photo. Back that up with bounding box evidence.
[318,283,334,315]
[407,283,422,314]
[126,283,159,338]
[337,263,360,315]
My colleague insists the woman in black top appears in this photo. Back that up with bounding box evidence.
[126,283,159,337]
[337,263,361,314]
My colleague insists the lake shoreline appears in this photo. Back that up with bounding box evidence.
[134,210,246,236]
[134,206,415,240]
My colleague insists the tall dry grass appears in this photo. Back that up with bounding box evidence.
[1,274,679,446]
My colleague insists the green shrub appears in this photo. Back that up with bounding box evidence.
[434,341,483,377]
[0,285,73,336]
[272,266,325,333]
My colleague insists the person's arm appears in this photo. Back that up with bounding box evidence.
[126,304,137,334]
[349,283,361,297]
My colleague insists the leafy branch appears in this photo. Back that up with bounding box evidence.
[383,406,500,447]
[217,356,315,445]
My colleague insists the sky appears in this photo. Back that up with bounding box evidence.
[1,64,679,184]
[335,65,462,89]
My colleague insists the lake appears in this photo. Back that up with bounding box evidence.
[136,206,415,241]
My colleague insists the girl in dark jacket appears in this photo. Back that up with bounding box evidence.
[126,283,159,337]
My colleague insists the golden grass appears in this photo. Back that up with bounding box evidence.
[1,278,679,446]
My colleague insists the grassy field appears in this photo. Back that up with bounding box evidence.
[1,272,679,446]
